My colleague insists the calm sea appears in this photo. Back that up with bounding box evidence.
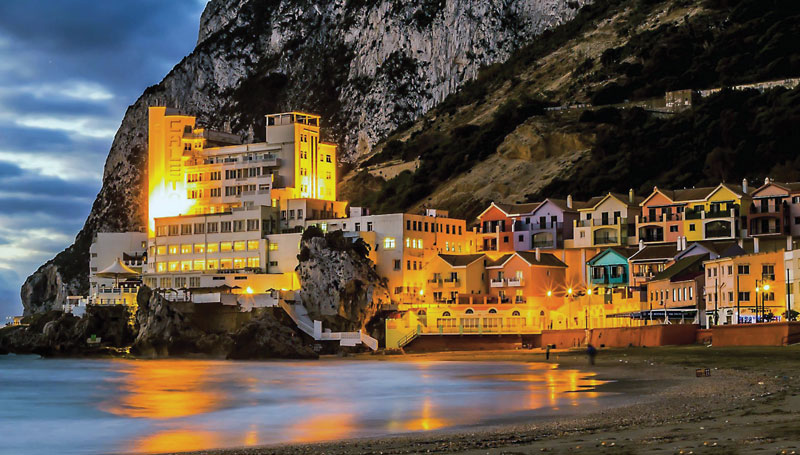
[0,355,614,454]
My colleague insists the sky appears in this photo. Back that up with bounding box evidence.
[0,1,209,322]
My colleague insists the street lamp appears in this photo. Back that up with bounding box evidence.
[755,280,771,323]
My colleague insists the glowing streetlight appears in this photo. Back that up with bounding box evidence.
[245,286,254,294]
[587,288,592,295]
[567,288,573,295]
[546,290,552,297]
[763,284,771,291]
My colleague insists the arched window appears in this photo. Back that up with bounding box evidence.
[465,308,474,314]
[512,310,520,316]
[417,309,426,315]
[442,311,451,317]
[539,310,545,316]
[488,308,497,314]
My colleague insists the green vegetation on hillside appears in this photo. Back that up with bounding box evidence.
[531,86,800,201]
[348,0,800,220]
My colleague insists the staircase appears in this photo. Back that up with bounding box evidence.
[396,327,420,348]
[278,298,378,351]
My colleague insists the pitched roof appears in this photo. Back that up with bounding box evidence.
[581,192,644,210]
[486,253,515,268]
[516,251,568,268]
[437,253,485,267]
[587,247,639,264]
[652,253,708,282]
[628,244,680,262]
[667,186,717,202]
[537,198,589,213]
[493,201,542,216]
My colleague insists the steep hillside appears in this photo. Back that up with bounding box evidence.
[344,0,800,221]
[21,0,588,314]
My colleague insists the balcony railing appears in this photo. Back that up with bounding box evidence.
[640,213,682,223]
[490,279,505,288]
[507,278,523,287]
[686,206,739,220]
[594,235,619,245]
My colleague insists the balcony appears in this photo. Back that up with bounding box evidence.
[686,205,739,220]
[490,279,505,288]
[514,296,525,304]
[640,213,682,223]
[507,278,523,287]
[593,235,619,245]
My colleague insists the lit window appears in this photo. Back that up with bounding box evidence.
[168,261,179,272]
[207,243,219,253]
[207,259,218,270]
[193,260,205,271]
[156,245,167,255]
[180,260,192,271]
[220,259,233,269]
[221,242,233,252]
[234,241,246,251]
[156,262,166,272]
[194,244,205,254]
[181,244,192,254]
[168,245,179,255]
[233,258,246,269]
[247,240,259,250]
[383,237,396,249]
[418,238,423,249]
[247,257,260,268]
[269,243,279,251]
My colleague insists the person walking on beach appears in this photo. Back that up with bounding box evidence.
[586,344,597,365]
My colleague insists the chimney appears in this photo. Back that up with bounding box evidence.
[788,235,793,252]
[639,239,644,251]
[754,237,760,254]
[535,247,541,262]
[629,188,635,204]
[742,178,748,193]
[676,236,681,251]
[682,236,687,251]
[567,194,573,209]
[765,176,771,185]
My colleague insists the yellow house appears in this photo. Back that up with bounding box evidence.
[684,182,752,242]
[424,253,487,304]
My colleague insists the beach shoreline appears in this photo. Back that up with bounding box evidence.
[166,346,800,455]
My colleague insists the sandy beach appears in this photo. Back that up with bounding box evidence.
[172,346,800,455]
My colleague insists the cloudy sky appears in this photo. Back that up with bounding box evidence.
[0,1,208,321]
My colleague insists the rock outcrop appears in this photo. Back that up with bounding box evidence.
[296,228,390,334]
[131,287,316,359]
[0,306,134,357]
[22,0,587,315]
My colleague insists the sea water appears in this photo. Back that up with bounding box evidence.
[0,355,613,454]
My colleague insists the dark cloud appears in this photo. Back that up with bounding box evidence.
[0,1,208,321]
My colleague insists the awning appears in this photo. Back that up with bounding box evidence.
[96,259,139,278]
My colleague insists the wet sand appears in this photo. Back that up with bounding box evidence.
[173,347,800,455]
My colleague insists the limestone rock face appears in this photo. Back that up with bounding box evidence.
[296,230,390,333]
[21,0,586,315]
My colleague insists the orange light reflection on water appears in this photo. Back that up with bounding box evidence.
[133,429,220,454]
[101,360,223,419]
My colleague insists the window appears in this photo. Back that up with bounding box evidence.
[234,241,246,252]
[670,225,678,232]
[220,259,233,269]
[181,224,192,235]
[738,291,750,301]
[168,261,179,272]
[194,244,205,254]
[763,292,775,301]
[233,258,246,269]
[207,243,218,253]
[156,262,166,272]
[220,242,232,252]
[737,264,749,275]
[247,240,259,250]
[189,277,201,288]
[727,265,733,275]
[795,217,800,225]
[794,196,800,204]
[367,222,373,232]
[221,221,232,233]
[762,264,775,280]
[384,237,396,249]
[168,225,179,236]
[207,222,219,233]
[393,259,401,270]
[247,257,260,268]
[355,223,361,232]
[247,219,259,231]
[168,245,179,255]
[156,245,167,255]
[297,209,303,219]
[689,224,696,232]
[268,243,278,251]
[193,260,205,271]
[180,244,192,254]
[406,260,411,271]
[180,260,192,271]
[156,226,168,237]
[233,220,245,232]
[207,259,218,270]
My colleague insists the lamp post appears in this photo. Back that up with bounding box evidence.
[755,279,770,323]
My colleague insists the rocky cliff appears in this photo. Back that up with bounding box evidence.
[22,0,586,315]
[296,228,390,334]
